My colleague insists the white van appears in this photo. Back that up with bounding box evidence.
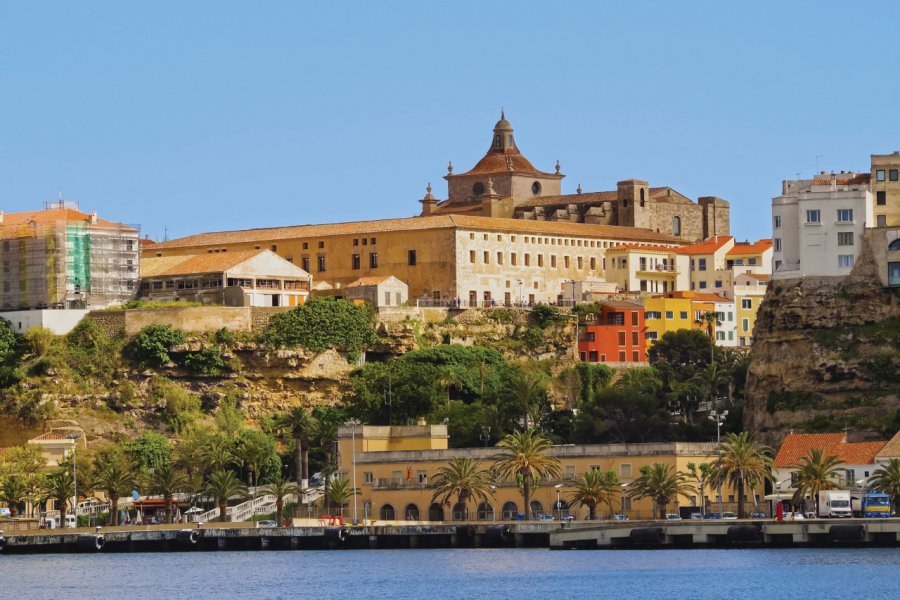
[44,514,77,529]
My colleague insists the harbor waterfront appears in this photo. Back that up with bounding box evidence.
[4,518,900,553]
[2,547,900,600]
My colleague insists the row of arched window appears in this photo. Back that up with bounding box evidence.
[378,500,570,521]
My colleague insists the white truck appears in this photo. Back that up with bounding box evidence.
[818,490,852,518]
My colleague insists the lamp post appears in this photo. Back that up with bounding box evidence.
[708,410,728,444]
[517,279,523,306]
[65,433,81,527]
[479,426,491,448]
[619,482,629,519]
[554,483,564,519]
[697,481,704,516]
[345,419,361,525]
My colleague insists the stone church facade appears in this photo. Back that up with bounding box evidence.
[422,113,730,243]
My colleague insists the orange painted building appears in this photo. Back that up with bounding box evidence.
[577,301,646,365]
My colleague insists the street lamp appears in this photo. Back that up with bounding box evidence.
[517,280,523,306]
[708,410,728,444]
[65,433,81,527]
[554,483,564,519]
[697,480,704,516]
[345,419,361,525]
[479,426,491,448]
[619,482,629,519]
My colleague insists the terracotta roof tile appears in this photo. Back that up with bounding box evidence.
[811,173,871,186]
[841,441,887,465]
[0,208,136,232]
[346,276,392,287]
[647,187,694,205]
[672,236,734,255]
[876,431,900,459]
[774,433,846,468]
[28,431,72,442]
[607,244,681,253]
[727,240,772,256]
[141,250,310,278]
[153,215,686,250]
[455,149,553,178]
[661,291,731,303]
[747,274,771,281]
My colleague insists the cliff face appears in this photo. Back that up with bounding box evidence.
[16,308,577,439]
[746,235,900,442]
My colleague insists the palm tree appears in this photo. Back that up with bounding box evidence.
[687,461,712,514]
[145,462,189,524]
[324,478,357,516]
[695,310,720,364]
[0,475,28,517]
[429,457,495,520]
[628,463,694,519]
[869,459,900,509]
[43,469,75,526]
[93,458,134,526]
[261,471,300,525]
[278,407,313,489]
[709,432,772,518]
[568,469,618,520]
[502,373,545,430]
[201,435,236,475]
[792,448,844,517]
[691,363,731,410]
[492,429,561,521]
[204,470,247,523]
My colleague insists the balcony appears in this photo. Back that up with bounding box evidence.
[373,477,430,490]
[637,264,678,275]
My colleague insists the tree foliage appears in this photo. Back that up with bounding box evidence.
[127,324,185,368]
[261,297,378,355]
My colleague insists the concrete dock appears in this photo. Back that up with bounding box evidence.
[2,519,900,554]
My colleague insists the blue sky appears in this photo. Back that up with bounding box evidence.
[2,1,898,242]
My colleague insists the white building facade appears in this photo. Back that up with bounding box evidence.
[772,176,873,279]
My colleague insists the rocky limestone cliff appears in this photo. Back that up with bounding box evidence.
[746,234,900,442]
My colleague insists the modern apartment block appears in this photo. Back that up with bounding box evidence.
[771,173,873,279]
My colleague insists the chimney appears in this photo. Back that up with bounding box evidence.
[89,211,98,224]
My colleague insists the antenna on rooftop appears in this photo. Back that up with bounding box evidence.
[163,225,169,242]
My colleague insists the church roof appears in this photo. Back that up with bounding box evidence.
[451,113,557,179]
[515,186,693,210]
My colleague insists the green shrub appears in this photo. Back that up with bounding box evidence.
[260,297,378,354]
[486,309,515,324]
[521,326,544,350]
[530,303,564,328]
[65,319,122,380]
[183,346,228,376]
[214,327,236,347]
[127,325,185,368]
[151,377,200,433]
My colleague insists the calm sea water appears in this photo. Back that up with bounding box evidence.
[3,548,899,600]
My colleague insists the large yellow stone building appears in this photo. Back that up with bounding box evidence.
[872,152,900,227]
[149,114,736,307]
[335,425,759,522]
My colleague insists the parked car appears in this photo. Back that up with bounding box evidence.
[536,513,554,521]
[256,520,278,528]
[665,514,682,520]
[750,512,768,519]
[690,512,705,520]
[703,512,722,520]
[783,512,805,521]
[611,514,629,521]
[722,512,738,520]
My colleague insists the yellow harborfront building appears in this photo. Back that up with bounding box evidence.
[336,425,758,522]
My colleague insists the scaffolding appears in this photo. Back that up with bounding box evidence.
[0,205,140,311]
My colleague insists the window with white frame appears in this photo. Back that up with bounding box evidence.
[836,209,854,223]
[838,255,855,268]
[806,209,821,224]
[774,238,782,252]
[838,232,854,246]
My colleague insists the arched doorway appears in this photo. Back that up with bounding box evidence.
[476,502,494,521]
[405,503,420,521]
[452,502,468,521]
[501,501,519,520]
[428,502,444,521]
[379,504,395,520]
[553,499,570,519]
[530,500,544,519]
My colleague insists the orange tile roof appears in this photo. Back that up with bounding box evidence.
[876,431,900,459]
[747,273,771,281]
[771,434,885,468]
[346,276,392,287]
[811,172,871,186]
[0,208,135,232]
[672,236,734,255]
[153,215,686,250]
[727,239,772,256]
[841,441,887,465]
[774,433,846,468]
[28,431,72,442]
[607,244,680,253]
[661,291,731,303]
[454,148,553,178]
[141,250,272,277]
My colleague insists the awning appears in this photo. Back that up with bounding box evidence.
[764,492,796,501]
